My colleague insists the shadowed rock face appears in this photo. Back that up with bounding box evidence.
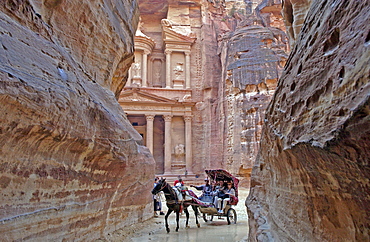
[282,0,312,47]
[247,0,370,241]
[0,0,155,240]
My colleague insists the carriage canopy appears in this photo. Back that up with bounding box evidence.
[205,169,239,198]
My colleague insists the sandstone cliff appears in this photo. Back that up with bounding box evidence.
[0,0,155,241]
[281,0,312,47]
[217,0,289,182]
[247,0,370,241]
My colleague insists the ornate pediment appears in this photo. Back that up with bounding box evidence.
[119,88,177,104]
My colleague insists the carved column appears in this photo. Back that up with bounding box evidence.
[185,51,191,89]
[146,114,155,154]
[184,115,193,173]
[165,50,172,88]
[127,64,132,87]
[164,115,173,173]
[142,50,149,87]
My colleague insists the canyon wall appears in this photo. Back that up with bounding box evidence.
[281,0,312,47]
[247,0,370,241]
[217,0,289,183]
[0,0,155,241]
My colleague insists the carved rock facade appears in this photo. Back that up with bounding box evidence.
[247,0,370,241]
[0,0,155,240]
[123,0,289,185]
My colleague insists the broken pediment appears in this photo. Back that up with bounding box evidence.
[161,19,196,46]
[135,18,156,52]
[119,88,177,104]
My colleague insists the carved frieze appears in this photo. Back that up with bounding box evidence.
[123,105,172,111]
[119,94,153,102]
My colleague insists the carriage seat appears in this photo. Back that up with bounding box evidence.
[229,195,238,205]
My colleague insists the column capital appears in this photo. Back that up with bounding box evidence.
[165,50,172,55]
[184,51,191,56]
[143,49,150,55]
[163,115,173,122]
[145,114,155,121]
[184,115,193,122]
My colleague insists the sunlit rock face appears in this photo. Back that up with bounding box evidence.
[247,0,370,241]
[0,0,155,241]
[282,0,312,47]
[218,0,289,183]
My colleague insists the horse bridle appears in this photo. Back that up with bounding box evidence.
[157,181,177,199]
[156,180,167,193]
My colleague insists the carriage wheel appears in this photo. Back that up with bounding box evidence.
[227,208,237,225]
[203,213,213,222]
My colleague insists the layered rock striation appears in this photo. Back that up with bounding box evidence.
[0,0,154,241]
[281,0,312,47]
[247,0,370,241]
[217,0,289,181]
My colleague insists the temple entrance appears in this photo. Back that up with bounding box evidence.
[119,87,195,178]
[153,115,165,174]
[127,114,165,174]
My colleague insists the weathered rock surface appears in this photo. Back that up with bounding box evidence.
[217,0,289,182]
[282,0,312,47]
[247,0,370,241]
[0,0,155,241]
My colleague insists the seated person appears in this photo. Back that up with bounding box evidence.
[217,182,235,213]
[190,178,213,202]
[212,180,225,208]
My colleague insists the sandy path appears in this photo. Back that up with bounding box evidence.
[107,188,250,242]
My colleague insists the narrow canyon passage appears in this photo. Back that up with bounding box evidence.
[106,188,249,242]
[2,0,369,241]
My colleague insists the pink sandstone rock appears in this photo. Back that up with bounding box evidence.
[217,0,289,183]
[0,0,155,240]
[247,0,370,241]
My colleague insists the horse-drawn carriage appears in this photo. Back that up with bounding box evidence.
[151,169,239,233]
[198,169,239,225]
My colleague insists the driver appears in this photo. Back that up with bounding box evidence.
[190,178,213,202]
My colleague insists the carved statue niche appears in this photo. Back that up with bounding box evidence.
[132,62,141,78]
[131,62,142,86]
[172,62,185,89]
[152,59,162,87]
[174,144,185,158]
[173,62,184,80]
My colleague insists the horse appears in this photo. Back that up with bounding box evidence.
[151,178,200,233]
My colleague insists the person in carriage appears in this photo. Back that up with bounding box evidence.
[217,182,236,213]
[211,180,225,209]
